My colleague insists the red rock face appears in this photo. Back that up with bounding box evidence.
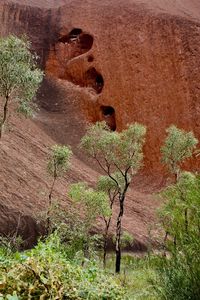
[44,0,200,174]
[1,0,200,173]
[1,0,200,247]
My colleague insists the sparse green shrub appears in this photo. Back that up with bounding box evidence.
[154,126,200,300]
[67,182,111,259]
[46,144,72,234]
[81,121,146,272]
[161,125,198,180]
[0,35,43,138]
[46,201,101,260]
[121,231,135,249]
[0,234,125,299]
[155,173,200,300]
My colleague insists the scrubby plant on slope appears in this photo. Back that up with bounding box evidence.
[46,144,72,234]
[155,172,200,300]
[81,121,146,273]
[0,234,126,300]
[96,175,119,267]
[0,35,43,138]
[153,126,200,300]
[69,182,111,260]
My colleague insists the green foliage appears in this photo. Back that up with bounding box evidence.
[44,200,102,260]
[154,246,200,300]
[69,182,111,220]
[153,128,200,299]
[81,121,146,272]
[121,232,135,249]
[159,172,200,244]
[161,125,198,176]
[112,232,135,250]
[81,122,146,183]
[97,172,130,193]
[0,234,125,299]
[47,144,72,178]
[106,254,157,300]
[0,235,23,255]
[97,175,118,193]
[0,35,43,119]
[45,145,72,235]
[155,172,200,299]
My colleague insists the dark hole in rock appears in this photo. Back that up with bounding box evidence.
[87,55,94,62]
[100,105,116,131]
[85,67,104,94]
[79,34,93,50]
[58,28,82,43]
[69,28,82,36]
[101,106,115,115]
[58,29,93,58]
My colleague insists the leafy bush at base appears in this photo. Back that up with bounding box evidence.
[153,244,200,300]
[0,234,125,299]
[153,172,200,300]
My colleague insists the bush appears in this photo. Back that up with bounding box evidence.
[154,172,200,300]
[154,244,200,300]
[0,234,125,299]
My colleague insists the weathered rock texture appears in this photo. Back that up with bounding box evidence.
[1,0,200,173]
[1,0,200,246]
[44,0,200,174]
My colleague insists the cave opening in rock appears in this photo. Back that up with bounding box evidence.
[100,105,116,131]
[58,28,82,43]
[85,67,104,94]
[69,28,82,37]
[58,29,93,58]
[79,34,93,50]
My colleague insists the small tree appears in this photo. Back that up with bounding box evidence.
[97,174,119,267]
[81,122,146,272]
[156,172,200,300]
[161,125,198,181]
[69,182,111,259]
[47,144,72,234]
[0,35,43,138]
[160,125,198,250]
[160,172,200,244]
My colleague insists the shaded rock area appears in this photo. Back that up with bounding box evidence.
[0,0,200,247]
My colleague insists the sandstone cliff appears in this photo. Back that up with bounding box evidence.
[1,0,200,172]
[0,0,200,247]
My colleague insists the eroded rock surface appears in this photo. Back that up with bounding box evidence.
[0,0,200,246]
[1,0,200,173]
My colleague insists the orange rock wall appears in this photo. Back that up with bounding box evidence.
[1,0,200,174]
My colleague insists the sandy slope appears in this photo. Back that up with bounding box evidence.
[0,77,160,249]
[1,0,198,248]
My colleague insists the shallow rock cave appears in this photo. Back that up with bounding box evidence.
[100,105,116,131]
[58,28,82,43]
[85,67,104,94]
[58,28,93,58]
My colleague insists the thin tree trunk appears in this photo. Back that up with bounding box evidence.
[115,193,124,273]
[163,231,169,257]
[0,95,9,139]
[46,176,56,235]
[103,189,118,268]
[173,235,177,250]
[103,221,110,268]
[185,208,188,235]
